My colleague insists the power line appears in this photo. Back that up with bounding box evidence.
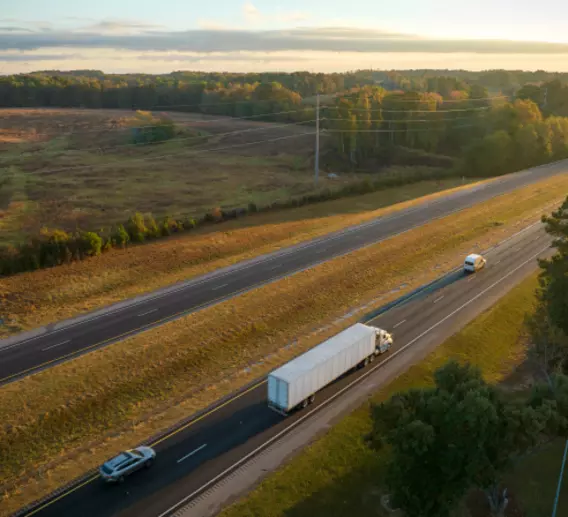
[134,96,308,111]
[323,124,477,133]
[332,93,511,104]
[14,131,317,177]
[324,115,484,123]
[29,108,316,137]
[2,114,483,162]
[1,119,318,160]
[324,105,491,114]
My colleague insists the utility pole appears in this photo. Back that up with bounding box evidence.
[552,439,568,517]
[315,93,320,185]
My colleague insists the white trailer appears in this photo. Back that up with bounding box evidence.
[267,323,393,415]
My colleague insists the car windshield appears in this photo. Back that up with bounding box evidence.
[101,464,114,475]
[465,261,474,266]
[129,449,143,458]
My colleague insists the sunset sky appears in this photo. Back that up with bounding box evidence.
[2,0,568,74]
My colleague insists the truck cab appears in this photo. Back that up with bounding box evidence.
[374,327,393,354]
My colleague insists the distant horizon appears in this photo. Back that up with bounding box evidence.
[3,64,568,77]
[2,1,568,74]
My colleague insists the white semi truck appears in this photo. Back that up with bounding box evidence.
[267,323,393,415]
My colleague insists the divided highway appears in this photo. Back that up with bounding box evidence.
[17,222,551,517]
[1,162,566,385]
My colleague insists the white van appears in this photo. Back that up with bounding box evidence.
[464,253,486,273]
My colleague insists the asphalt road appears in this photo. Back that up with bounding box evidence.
[17,222,552,517]
[1,161,566,385]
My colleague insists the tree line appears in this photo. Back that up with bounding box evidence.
[1,69,567,120]
[0,167,455,277]
[324,89,568,175]
[369,201,568,517]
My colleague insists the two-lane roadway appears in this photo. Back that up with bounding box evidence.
[1,161,566,384]
[16,221,552,517]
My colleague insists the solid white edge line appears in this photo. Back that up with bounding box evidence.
[5,173,548,349]
[156,243,550,517]
[16,227,550,515]
[393,319,406,329]
[177,444,208,464]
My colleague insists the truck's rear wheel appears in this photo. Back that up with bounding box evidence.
[301,399,309,409]
[308,395,315,404]
[369,354,375,363]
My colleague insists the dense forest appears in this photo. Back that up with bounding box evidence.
[1,68,568,276]
[1,68,567,118]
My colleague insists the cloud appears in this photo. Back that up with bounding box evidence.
[77,19,165,34]
[136,52,311,63]
[0,26,34,33]
[0,26,567,55]
[0,52,83,61]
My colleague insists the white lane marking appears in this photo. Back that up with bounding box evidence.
[467,276,475,282]
[177,444,207,464]
[4,191,547,351]
[138,309,158,317]
[42,340,70,352]
[157,245,551,517]
[393,319,406,329]
[434,296,444,304]
[212,284,228,291]
[269,264,281,271]
[515,247,522,251]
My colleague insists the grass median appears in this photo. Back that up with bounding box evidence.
[1,177,477,337]
[219,272,541,517]
[1,174,567,516]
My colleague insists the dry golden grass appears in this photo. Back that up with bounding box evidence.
[219,274,541,517]
[0,177,477,337]
[0,107,358,245]
[0,174,566,516]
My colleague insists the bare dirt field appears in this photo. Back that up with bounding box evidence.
[0,108,371,246]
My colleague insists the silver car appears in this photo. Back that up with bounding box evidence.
[99,446,156,483]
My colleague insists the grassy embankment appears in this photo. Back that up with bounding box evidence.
[220,272,560,517]
[1,173,566,516]
[0,177,476,337]
[0,107,456,248]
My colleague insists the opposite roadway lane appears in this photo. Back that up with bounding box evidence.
[1,160,566,385]
[17,221,552,517]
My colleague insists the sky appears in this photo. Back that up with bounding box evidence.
[1,0,568,74]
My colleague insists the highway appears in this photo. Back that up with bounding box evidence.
[15,221,552,517]
[1,161,566,385]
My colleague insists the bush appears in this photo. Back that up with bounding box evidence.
[78,232,103,257]
[111,224,130,248]
[127,212,147,242]
[144,213,160,239]
[207,207,224,223]
[0,165,468,278]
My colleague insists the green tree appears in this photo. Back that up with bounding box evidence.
[537,197,568,337]
[513,124,542,168]
[462,130,514,177]
[517,84,544,106]
[369,361,556,517]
